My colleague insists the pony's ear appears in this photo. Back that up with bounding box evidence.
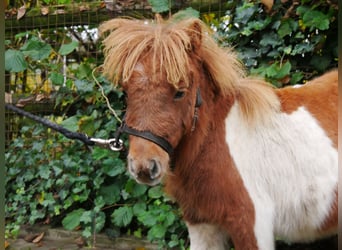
[186,20,202,52]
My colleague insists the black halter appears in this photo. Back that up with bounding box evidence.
[115,87,202,157]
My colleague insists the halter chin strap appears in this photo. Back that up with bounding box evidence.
[118,87,202,157]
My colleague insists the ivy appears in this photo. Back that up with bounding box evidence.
[5,49,27,72]
[212,0,337,86]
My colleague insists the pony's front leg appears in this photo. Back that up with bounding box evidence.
[222,201,275,250]
[187,222,230,250]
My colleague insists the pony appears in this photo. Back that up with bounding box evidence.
[99,17,338,250]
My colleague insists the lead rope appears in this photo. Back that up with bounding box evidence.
[89,66,125,151]
[5,67,126,152]
[92,67,122,124]
[5,103,125,151]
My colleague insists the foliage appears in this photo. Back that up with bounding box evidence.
[207,0,338,87]
[5,27,187,249]
[5,0,338,249]
[5,68,187,249]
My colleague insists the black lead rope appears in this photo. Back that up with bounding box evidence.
[5,103,126,152]
[5,103,95,146]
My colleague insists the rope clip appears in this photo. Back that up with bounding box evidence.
[90,137,124,151]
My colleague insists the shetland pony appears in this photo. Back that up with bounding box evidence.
[99,17,338,250]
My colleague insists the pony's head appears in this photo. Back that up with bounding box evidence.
[99,17,243,185]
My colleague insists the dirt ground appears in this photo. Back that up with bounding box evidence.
[7,225,337,250]
[7,225,159,250]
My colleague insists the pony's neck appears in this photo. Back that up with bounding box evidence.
[164,77,280,202]
[164,88,236,222]
[174,91,232,167]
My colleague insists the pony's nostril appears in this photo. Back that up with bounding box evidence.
[150,160,161,179]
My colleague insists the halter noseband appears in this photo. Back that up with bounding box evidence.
[114,87,202,157]
[121,122,174,155]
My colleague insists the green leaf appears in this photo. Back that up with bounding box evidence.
[99,183,121,204]
[74,79,94,93]
[172,7,200,22]
[76,63,92,79]
[82,227,92,238]
[148,0,169,13]
[278,19,298,38]
[92,147,110,161]
[133,228,143,238]
[49,72,64,85]
[62,208,85,230]
[290,72,304,85]
[21,38,52,60]
[80,210,92,224]
[111,207,133,227]
[133,202,147,216]
[5,49,27,72]
[291,43,314,55]
[302,10,329,30]
[246,18,272,31]
[38,166,50,180]
[102,158,125,177]
[78,114,101,135]
[59,41,79,56]
[137,211,157,227]
[296,6,309,16]
[125,180,148,198]
[265,61,291,79]
[260,32,282,48]
[148,186,163,199]
[277,61,292,78]
[95,211,106,232]
[60,116,79,132]
[148,224,167,239]
[235,2,257,24]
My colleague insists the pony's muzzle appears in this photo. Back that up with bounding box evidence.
[128,156,162,185]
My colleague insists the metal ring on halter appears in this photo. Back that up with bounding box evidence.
[108,138,124,151]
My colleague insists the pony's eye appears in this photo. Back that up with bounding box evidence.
[174,91,185,100]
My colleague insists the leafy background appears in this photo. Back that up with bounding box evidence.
[5,0,338,249]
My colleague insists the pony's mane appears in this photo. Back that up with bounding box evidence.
[99,16,279,125]
[99,17,242,91]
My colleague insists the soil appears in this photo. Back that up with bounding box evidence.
[7,225,159,250]
[7,225,337,250]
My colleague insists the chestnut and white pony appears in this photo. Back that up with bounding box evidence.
[99,17,338,250]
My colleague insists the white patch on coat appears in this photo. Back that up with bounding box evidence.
[225,103,337,249]
[187,223,230,250]
[132,62,149,84]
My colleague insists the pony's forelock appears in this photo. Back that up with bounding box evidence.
[100,18,195,89]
